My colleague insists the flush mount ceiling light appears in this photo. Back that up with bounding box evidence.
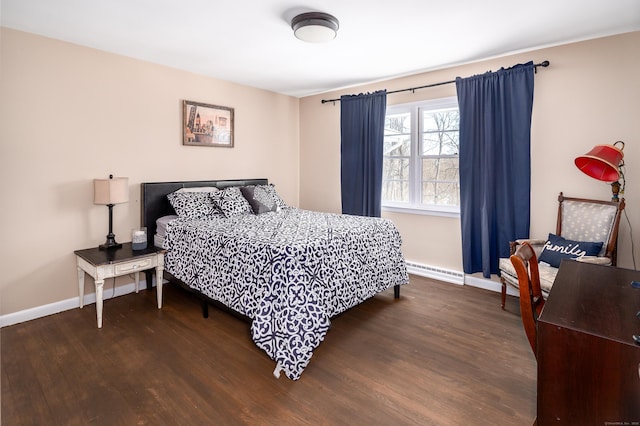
[291,12,339,43]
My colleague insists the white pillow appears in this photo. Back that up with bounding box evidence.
[176,186,219,193]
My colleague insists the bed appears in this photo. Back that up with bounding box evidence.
[141,179,409,380]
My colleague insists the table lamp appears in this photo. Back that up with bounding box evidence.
[574,141,625,202]
[94,174,129,249]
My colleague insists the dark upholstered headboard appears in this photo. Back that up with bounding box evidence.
[141,178,268,247]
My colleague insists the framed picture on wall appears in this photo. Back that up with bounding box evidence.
[182,100,234,147]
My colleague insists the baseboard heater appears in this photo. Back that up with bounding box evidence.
[405,261,464,285]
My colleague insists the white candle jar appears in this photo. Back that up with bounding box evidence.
[132,227,147,250]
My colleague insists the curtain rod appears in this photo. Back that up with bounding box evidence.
[320,60,550,104]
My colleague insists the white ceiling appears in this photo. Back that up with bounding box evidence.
[2,0,639,98]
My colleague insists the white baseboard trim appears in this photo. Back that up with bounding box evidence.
[0,280,154,328]
[406,260,519,297]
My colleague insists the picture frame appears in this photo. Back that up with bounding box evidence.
[182,100,234,147]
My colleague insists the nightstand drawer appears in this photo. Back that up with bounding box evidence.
[114,258,153,274]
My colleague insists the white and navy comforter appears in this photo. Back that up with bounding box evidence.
[163,208,408,380]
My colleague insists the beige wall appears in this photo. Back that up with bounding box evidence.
[300,32,640,273]
[0,28,300,316]
[2,27,639,320]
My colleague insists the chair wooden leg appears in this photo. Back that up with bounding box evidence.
[500,279,507,310]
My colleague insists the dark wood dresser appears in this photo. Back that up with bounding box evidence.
[537,260,640,424]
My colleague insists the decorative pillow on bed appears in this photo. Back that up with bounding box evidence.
[538,233,604,268]
[240,185,279,214]
[211,186,253,218]
[167,191,220,220]
[262,184,289,210]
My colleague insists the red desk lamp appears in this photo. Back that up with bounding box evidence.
[574,141,625,202]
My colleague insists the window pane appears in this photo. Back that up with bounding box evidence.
[385,112,411,135]
[384,135,411,156]
[382,180,409,202]
[383,156,409,202]
[422,158,459,181]
[438,157,459,181]
[422,134,440,156]
[422,182,437,204]
[422,181,460,206]
[422,131,459,155]
[442,131,459,155]
[383,158,410,180]
[423,109,459,132]
[422,159,437,181]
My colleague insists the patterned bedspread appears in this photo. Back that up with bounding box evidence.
[163,208,408,380]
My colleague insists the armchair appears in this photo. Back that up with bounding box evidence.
[499,192,625,309]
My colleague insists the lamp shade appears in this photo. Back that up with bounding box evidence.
[574,143,624,183]
[291,12,339,43]
[94,176,129,205]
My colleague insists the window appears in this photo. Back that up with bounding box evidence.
[382,97,460,216]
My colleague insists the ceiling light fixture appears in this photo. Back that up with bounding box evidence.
[291,12,339,43]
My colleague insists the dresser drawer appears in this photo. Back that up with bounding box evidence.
[114,257,153,274]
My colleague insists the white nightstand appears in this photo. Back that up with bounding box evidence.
[74,243,165,328]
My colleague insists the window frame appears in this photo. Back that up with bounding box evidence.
[382,96,460,217]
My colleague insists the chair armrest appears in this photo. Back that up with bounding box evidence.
[509,238,547,255]
[575,256,612,266]
[515,238,547,246]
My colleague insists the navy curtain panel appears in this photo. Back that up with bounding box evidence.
[340,90,387,217]
[455,62,535,277]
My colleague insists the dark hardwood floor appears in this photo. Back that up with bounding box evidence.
[1,275,536,425]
